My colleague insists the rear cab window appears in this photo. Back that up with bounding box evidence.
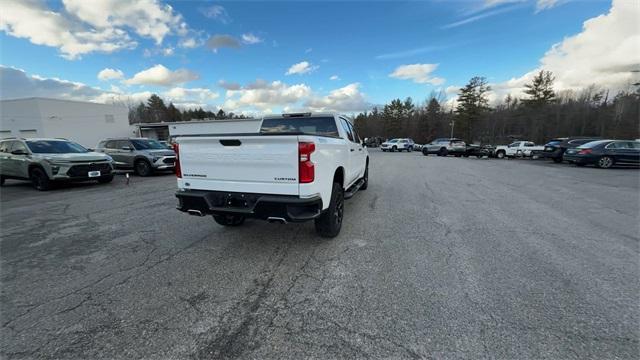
[260,116,340,138]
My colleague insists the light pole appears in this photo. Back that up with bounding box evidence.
[449,119,455,138]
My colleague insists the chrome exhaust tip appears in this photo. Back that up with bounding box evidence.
[267,217,287,224]
[187,209,204,217]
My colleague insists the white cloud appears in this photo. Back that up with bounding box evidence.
[376,45,449,60]
[0,65,106,100]
[97,68,124,81]
[206,34,241,52]
[218,80,241,90]
[535,0,561,12]
[199,5,231,24]
[124,64,199,87]
[285,61,318,75]
[162,47,174,56]
[0,0,136,59]
[62,0,184,44]
[93,90,154,105]
[443,4,522,29]
[0,0,189,59]
[220,79,370,113]
[330,75,340,81]
[241,33,263,44]
[488,0,640,102]
[165,87,219,101]
[224,80,312,111]
[389,64,445,85]
[179,37,199,48]
[305,83,369,112]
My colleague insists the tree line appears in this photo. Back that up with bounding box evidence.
[128,94,248,124]
[353,71,640,145]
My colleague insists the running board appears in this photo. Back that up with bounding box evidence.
[344,178,365,200]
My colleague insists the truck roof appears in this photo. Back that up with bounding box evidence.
[263,112,343,119]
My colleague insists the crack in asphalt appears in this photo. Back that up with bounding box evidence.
[192,230,300,359]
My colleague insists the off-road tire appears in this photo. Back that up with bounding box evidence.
[315,182,344,238]
[213,214,245,226]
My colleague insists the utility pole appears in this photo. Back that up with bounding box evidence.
[449,119,455,138]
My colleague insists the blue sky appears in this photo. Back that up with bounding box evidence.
[1,0,634,114]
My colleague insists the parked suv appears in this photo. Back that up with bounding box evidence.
[422,138,466,156]
[96,138,176,176]
[381,138,414,152]
[0,138,114,190]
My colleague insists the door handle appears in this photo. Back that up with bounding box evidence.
[350,149,355,152]
[358,148,362,151]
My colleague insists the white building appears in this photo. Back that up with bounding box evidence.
[0,97,134,148]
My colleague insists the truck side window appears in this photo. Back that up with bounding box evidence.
[340,118,354,142]
[346,121,360,143]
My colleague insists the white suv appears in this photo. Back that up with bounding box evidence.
[381,138,414,152]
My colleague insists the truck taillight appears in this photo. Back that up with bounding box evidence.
[298,141,315,183]
[173,143,182,178]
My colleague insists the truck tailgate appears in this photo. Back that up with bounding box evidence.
[177,135,299,195]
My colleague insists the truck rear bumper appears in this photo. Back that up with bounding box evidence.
[176,189,323,222]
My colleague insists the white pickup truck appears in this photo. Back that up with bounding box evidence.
[174,113,369,238]
[494,141,545,159]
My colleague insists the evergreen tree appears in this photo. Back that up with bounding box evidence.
[216,109,226,119]
[522,70,556,107]
[423,97,441,142]
[455,76,491,142]
[146,94,168,123]
[166,103,181,122]
[383,98,414,138]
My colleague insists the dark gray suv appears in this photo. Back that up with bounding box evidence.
[96,138,175,176]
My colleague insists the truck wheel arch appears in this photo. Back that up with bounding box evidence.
[333,167,344,188]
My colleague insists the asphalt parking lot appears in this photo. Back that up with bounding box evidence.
[1,151,638,359]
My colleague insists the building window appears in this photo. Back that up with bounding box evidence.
[105,114,115,123]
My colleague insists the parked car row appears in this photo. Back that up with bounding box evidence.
[380,135,639,169]
[0,137,176,190]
